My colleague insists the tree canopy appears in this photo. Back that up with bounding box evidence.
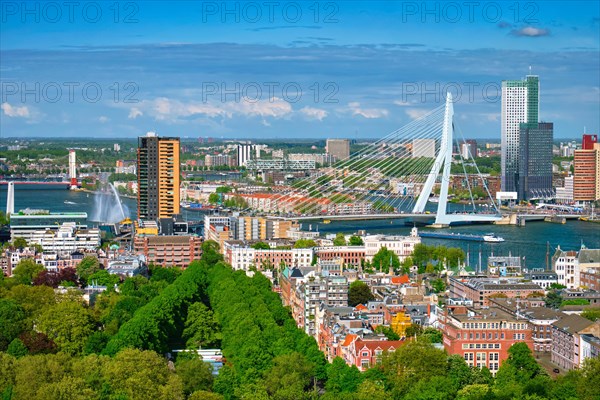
[348,280,374,307]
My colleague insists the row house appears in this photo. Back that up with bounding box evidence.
[1,247,38,276]
[315,246,365,267]
[440,305,534,374]
[280,266,350,337]
[315,305,361,362]
[487,298,563,353]
[551,314,599,370]
[552,247,600,289]
[519,307,564,353]
[223,241,313,271]
[341,335,405,371]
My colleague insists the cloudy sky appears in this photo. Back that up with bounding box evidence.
[1,1,598,139]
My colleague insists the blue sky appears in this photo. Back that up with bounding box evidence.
[1,1,598,139]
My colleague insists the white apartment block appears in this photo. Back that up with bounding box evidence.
[223,242,314,271]
[552,248,600,289]
[363,227,421,262]
[29,223,100,255]
[553,249,580,289]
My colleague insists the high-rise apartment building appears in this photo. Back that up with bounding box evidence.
[237,144,256,167]
[326,139,350,161]
[460,139,478,159]
[137,132,180,220]
[501,75,539,194]
[518,122,553,200]
[574,134,600,202]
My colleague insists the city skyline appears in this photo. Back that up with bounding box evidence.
[1,1,599,139]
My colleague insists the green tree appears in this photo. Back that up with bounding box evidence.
[202,241,223,264]
[326,357,363,393]
[349,235,364,246]
[103,348,184,400]
[374,325,401,340]
[456,384,492,400]
[150,265,182,283]
[208,193,220,204]
[263,352,315,399]
[7,338,28,358]
[0,298,26,350]
[176,356,214,396]
[356,380,388,400]
[371,246,400,272]
[577,357,600,400]
[348,280,375,307]
[333,233,347,246]
[251,242,271,250]
[189,391,224,400]
[183,302,220,348]
[581,307,600,322]
[381,340,448,396]
[545,290,563,309]
[293,239,317,248]
[6,284,56,320]
[496,342,543,387]
[12,237,28,249]
[76,256,101,284]
[87,269,120,287]
[431,278,447,293]
[36,301,95,355]
[215,186,232,193]
[12,259,44,285]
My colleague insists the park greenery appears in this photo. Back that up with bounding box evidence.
[1,241,599,399]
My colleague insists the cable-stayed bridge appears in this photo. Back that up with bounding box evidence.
[238,93,503,227]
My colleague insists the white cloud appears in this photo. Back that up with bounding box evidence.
[347,102,388,119]
[299,106,328,121]
[128,107,143,119]
[98,116,109,123]
[393,100,412,107]
[1,102,30,118]
[511,26,550,37]
[133,97,293,122]
[405,108,429,120]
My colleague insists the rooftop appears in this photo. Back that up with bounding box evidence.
[552,314,595,335]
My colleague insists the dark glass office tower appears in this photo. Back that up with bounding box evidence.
[518,122,554,200]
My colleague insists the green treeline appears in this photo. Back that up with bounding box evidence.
[103,260,208,355]
[207,263,327,399]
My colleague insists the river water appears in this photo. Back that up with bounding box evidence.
[1,186,598,269]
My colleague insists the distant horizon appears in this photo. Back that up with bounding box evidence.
[0,135,590,143]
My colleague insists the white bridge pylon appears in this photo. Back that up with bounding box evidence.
[412,92,502,226]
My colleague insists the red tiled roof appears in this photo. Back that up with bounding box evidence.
[355,304,368,311]
[391,275,410,284]
[341,334,357,347]
[355,338,405,352]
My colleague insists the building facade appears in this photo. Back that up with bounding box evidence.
[518,122,553,200]
[573,138,600,201]
[441,305,534,374]
[133,235,202,268]
[501,75,539,194]
[326,139,350,161]
[137,133,180,220]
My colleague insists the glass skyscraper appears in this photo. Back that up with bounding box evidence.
[518,122,554,200]
[501,75,552,200]
[501,75,539,195]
